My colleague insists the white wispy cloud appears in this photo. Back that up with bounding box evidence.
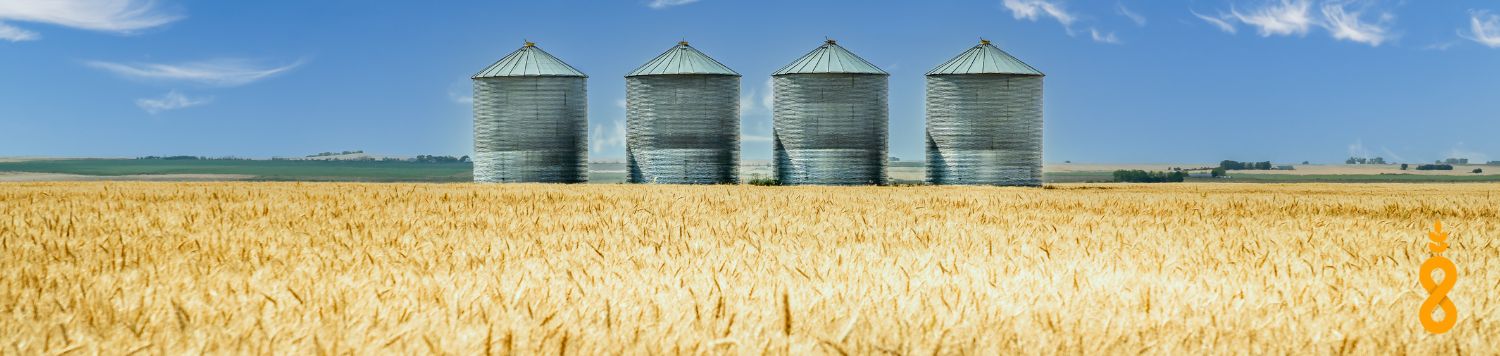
[1347,139,1374,160]
[1197,1,1397,46]
[1229,0,1315,37]
[84,58,304,87]
[739,78,776,118]
[741,78,775,144]
[1379,147,1405,163]
[1444,143,1489,163]
[1320,2,1393,47]
[1423,41,1457,51]
[759,78,773,113]
[1090,28,1122,44]
[647,0,698,9]
[1004,0,1130,44]
[739,89,759,117]
[449,91,472,104]
[136,90,210,114]
[1463,10,1500,48]
[0,21,39,41]
[1348,140,1407,162]
[0,0,181,39]
[590,119,626,152]
[1003,0,1076,27]
[1193,10,1238,34]
[1117,2,1146,26]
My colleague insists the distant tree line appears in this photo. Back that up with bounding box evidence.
[412,155,470,163]
[1220,160,1273,170]
[140,155,471,163]
[298,155,468,163]
[1416,164,1453,171]
[307,150,365,157]
[1113,170,1187,183]
[1346,157,1387,164]
[136,156,250,160]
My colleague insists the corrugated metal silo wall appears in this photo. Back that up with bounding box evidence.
[626,75,740,184]
[925,74,1043,186]
[773,74,889,185]
[472,77,589,183]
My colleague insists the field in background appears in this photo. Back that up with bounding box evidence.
[0,159,472,182]
[2,182,1495,354]
[3,159,1497,183]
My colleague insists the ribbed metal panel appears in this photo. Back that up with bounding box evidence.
[925,74,1043,186]
[472,76,588,183]
[626,74,740,184]
[773,74,889,185]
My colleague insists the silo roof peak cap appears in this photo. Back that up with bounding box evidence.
[979,38,991,45]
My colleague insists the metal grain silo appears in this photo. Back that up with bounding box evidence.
[771,39,889,185]
[471,42,588,183]
[625,41,741,184]
[925,39,1044,186]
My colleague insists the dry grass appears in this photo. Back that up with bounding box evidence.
[1,182,1496,354]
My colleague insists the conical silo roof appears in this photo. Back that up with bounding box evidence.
[772,39,887,76]
[627,41,740,77]
[926,39,1043,76]
[472,41,587,78]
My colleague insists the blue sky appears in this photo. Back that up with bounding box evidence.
[1,0,1498,163]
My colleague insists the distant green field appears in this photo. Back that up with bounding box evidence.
[4,159,1497,184]
[0,159,473,182]
[1042,171,1500,183]
[1211,173,1500,183]
[1041,171,1115,183]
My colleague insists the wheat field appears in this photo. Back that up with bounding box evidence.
[1,182,1496,354]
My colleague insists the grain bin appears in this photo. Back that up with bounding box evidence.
[625,41,741,184]
[471,42,588,183]
[771,39,889,185]
[925,39,1044,186]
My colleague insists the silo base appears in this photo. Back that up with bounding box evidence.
[775,149,889,186]
[628,148,738,184]
[925,149,1041,186]
[473,150,587,183]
